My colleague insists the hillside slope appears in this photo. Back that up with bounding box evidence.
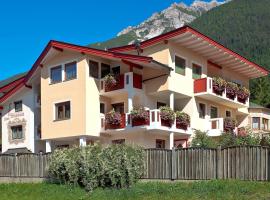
[190,0,270,107]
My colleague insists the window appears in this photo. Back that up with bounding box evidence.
[156,139,165,149]
[199,103,206,119]
[192,63,202,79]
[100,103,105,114]
[175,56,186,75]
[252,117,260,129]
[89,60,99,78]
[55,101,71,120]
[157,102,167,109]
[14,101,22,112]
[226,110,232,118]
[210,106,218,119]
[50,66,62,83]
[112,66,120,75]
[112,103,124,114]
[11,125,23,140]
[262,118,269,130]
[112,139,125,145]
[65,62,77,80]
[101,63,110,78]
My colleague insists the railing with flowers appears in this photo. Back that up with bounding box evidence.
[100,72,142,93]
[194,77,250,105]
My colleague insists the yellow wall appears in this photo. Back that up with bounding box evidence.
[41,51,87,139]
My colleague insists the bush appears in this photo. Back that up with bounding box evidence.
[49,144,144,192]
[219,128,260,147]
[191,130,217,148]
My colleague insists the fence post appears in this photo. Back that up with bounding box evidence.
[216,146,222,179]
[171,148,176,180]
[14,153,18,177]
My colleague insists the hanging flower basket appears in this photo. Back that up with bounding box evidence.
[159,106,175,127]
[105,109,122,129]
[130,107,150,127]
[175,111,190,130]
[226,82,239,100]
[237,86,250,104]
[224,117,236,133]
[212,77,227,96]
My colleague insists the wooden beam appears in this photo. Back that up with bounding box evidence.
[53,46,63,52]
[208,60,222,69]
[25,84,32,89]
[122,60,144,70]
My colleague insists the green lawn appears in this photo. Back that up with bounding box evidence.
[0,180,270,200]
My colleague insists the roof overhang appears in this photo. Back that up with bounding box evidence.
[110,26,268,79]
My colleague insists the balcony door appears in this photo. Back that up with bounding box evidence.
[112,103,124,114]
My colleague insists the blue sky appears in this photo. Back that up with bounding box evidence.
[0,0,220,80]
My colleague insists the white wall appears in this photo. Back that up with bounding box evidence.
[1,88,36,153]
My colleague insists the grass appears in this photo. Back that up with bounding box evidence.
[0,180,270,200]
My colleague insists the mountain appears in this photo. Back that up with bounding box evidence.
[190,0,270,107]
[90,0,225,49]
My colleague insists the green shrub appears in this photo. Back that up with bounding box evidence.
[191,130,217,148]
[49,144,144,192]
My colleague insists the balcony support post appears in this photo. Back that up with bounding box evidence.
[128,92,134,113]
[46,140,52,153]
[169,132,174,150]
[170,92,174,110]
[79,137,87,147]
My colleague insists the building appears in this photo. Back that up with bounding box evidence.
[248,102,270,135]
[0,26,268,153]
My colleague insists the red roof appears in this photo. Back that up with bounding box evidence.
[109,25,269,76]
[0,40,157,104]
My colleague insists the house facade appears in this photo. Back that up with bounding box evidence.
[0,26,268,153]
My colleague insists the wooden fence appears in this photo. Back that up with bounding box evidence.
[0,146,269,181]
[143,146,270,181]
[0,153,50,178]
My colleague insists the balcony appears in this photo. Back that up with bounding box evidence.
[100,72,142,96]
[207,118,237,137]
[194,77,249,108]
[101,109,192,135]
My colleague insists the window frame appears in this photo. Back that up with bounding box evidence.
[89,59,99,79]
[14,100,23,112]
[100,102,106,114]
[174,54,186,76]
[192,62,203,79]
[50,65,62,84]
[54,101,71,121]
[198,103,206,119]
[64,61,77,81]
[210,105,219,119]
[156,139,166,149]
[252,117,260,130]
[11,125,23,140]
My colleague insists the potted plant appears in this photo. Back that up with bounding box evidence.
[226,82,238,100]
[104,74,117,91]
[105,109,122,129]
[159,106,175,127]
[224,117,236,133]
[237,86,250,104]
[212,77,227,95]
[175,111,190,130]
[130,107,149,127]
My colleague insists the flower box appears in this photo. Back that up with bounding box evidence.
[159,106,175,128]
[105,110,125,129]
[212,77,227,96]
[161,119,173,128]
[104,74,124,92]
[175,111,190,131]
[237,86,250,104]
[226,82,238,100]
[224,117,236,133]
[130,108,150,127]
